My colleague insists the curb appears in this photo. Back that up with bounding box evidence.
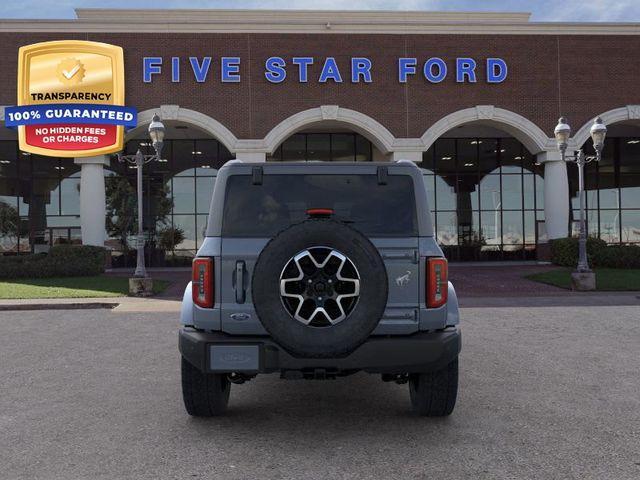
[0,302,119,312]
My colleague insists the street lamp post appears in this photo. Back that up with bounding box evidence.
[553,116,607,289]
[117,114,165,291]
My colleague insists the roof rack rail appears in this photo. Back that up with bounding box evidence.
[394,159,418,167]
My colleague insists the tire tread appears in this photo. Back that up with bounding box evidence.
[409,358,458,416]
[181,358,230,417]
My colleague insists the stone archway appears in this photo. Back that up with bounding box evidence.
[262,105,397,156]
[420,105,553,155]
[572,105,640,148]
[130,105,239,154]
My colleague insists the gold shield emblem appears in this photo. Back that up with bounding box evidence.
[16,40,125,157]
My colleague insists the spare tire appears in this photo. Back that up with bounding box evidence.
[252,219,388,358]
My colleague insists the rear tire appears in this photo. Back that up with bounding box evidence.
[181,358,230,417]
[409,357,458,416]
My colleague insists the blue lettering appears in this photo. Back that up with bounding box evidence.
[189,57,211,83]
[143,57,162,83]
[221,57,241,83]
[456,58,477,83]
[171,57,180,83]
[265,56,286,83]
[398,58,417,83]
[292,57,313,82]
[424,58,447,83]
[351,57,372,83]
[319,57,342,83]
[487,58,508,83]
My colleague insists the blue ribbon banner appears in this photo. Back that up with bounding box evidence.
[4,104,138,128]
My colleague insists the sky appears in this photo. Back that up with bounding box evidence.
[0,0,639,22]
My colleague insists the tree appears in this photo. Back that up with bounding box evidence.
[157,226,185,252]
[0,201,21,250]
[105,176,173,252]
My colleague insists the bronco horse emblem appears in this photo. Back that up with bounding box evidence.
[395,270,412,286]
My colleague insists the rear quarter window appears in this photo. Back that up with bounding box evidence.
[222,174,417,237]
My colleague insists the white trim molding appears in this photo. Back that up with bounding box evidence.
[420,106,554,154]
[262,106,397,155]
[572,105,640,148]
[128,106,239,153]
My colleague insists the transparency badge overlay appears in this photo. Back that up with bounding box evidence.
[5,40,136,157]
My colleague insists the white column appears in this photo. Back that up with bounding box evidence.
[235,152,266,162]
[538,151,569,239]
[391,151,422,163]
[74,155,109,246]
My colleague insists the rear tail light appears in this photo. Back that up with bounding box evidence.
[192,257,214,308]
[306,208,334,217]
[426,257,448,308]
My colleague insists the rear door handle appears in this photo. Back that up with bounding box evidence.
[234,261,246,304]
[381,251,419,263]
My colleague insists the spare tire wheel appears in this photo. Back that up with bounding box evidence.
[252,219,388,358]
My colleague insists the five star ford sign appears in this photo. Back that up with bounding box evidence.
[5,40,137,158]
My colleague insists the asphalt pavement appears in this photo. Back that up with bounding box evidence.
[1,306,639,479]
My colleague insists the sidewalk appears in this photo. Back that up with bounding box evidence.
[0,296,182,312]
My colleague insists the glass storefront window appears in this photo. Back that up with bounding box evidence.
[0,141,18,177]
[275,132,373,162]
[282,134,306,161]
[172,214,196,252]
[435,139,456,176]
[436,211,458,246]
[332,134,356,161]
[456,175,479,210]
[568,136,640,244]
[502,211,524,247]
[435,175,456,211]
[481,210,501,246]
[355,134,372,162]
[599,210,620,243]
[523,174,536,210]
[173,140,195,176]
[456,139,477,173]
[422,174,435,209]
[500,138,523,173]
[306,134,331,161]
[621,174,640,209]
[479,175,501,211]
[172,177,195,214]
[501,174,523,211]
[60,177,80,215]
[478,139,499,173]
[524,210,536,245]
[421,135,550,260]
[196,176,216,214]
[621,210,640,243]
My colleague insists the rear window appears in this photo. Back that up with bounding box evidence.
[222,174,417,237]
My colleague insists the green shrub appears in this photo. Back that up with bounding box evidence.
[0,245,106,279]
[593,245,640,268]
[550,237,640,268]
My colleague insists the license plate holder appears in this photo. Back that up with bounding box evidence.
[209,344,260,373]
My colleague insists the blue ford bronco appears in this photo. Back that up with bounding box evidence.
[179,160,461,416]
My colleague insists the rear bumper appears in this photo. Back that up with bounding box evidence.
[179,327,461,375]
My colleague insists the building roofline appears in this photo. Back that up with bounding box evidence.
[73,9,533,24]
[0,9,638,35]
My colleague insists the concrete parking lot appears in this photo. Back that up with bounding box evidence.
[1,305,639,480]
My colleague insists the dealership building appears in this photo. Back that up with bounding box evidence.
[0,9,639,263]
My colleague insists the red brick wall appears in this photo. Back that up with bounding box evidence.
[0,32,638,140]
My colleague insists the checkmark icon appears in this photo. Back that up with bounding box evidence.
[62,64,80,79]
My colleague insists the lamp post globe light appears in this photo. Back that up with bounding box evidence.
[553,116,607,291]
[117,113,166,296]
